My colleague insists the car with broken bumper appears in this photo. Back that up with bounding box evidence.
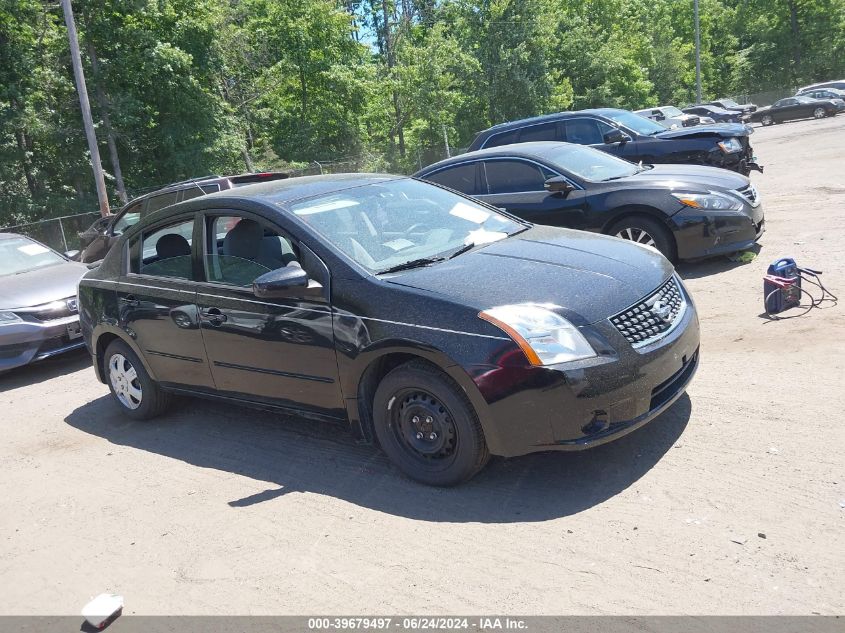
[78,175,700,486]
[0,233,88,371]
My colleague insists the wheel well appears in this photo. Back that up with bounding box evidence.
[94,332,120,382]
[603,207,678,259]
[356,352,435,445]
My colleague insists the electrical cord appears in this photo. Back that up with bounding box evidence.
[764,268,837,320]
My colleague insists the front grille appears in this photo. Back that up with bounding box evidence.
[684,116,700,127]
[609,277,686,348]
[17,296,78,322]
[737,184,759,205]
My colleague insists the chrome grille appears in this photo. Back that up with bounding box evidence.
[738,184,760,206]
[610,277,686,347]
[16,296,78,322]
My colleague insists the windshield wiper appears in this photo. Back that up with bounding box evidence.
[446,242,476,259]
[377,256,446,275]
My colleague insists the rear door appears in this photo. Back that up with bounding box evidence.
[474,158,589,229]
[119,214,214,389]
[194,211,344,418]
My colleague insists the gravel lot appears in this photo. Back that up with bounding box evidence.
[1,116,843,616]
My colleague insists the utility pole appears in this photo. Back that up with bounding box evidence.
[694,0,702,104]
[61,0,110,217]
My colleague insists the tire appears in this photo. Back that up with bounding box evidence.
[813,107,826,119]
[761,114,773,126]
[372,360,489,486]
[609,216,676,262]
[103,339,171,420]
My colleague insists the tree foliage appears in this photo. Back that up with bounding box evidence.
[1,0,843,225]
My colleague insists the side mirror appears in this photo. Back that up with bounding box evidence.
[603,129,631,144]
[64,249,80,260]
[544,176,575,197]
[253,265,309,298]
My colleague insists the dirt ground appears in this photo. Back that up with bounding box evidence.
[1,116,844,616]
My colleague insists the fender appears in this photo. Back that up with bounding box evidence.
[601,204,674,234]
[342,340,507,456]
[90,322,158,384]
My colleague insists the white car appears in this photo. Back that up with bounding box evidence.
[635,106,703,129]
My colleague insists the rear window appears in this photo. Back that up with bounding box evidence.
[424,163,479,195]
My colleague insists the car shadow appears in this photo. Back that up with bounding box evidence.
[0,348,90,393]
[64,393,691,523]
[676,245,762,280]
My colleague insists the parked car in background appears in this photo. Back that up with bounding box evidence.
[751,96,841,126]
[78,174,700,486]
[76,172,290,264]
[635,106,701,128]
[468,108,763,175]
[415,142,764,262]
[0,233,88,372]
[795,87,845,111]
[704,99,758,116]
[797,79,845,92]
[683,104,746,123]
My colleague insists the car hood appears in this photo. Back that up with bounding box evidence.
[655,122,749,139]
[0,261,88,309]
[384,225,675,324]
[618,163,749,192]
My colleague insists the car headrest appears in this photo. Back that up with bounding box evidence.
[223,219,263,260]
[156,233,191,259]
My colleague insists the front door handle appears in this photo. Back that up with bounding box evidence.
[200,307,228,326]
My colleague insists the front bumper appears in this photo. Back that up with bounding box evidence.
[0,315,85,371]
[670,201,765,260]
[465,284,701,457]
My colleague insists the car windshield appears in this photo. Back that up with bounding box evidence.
[287,178,524,274]
[608,110,666,136]
[663,106,684,117]
[0,236,65,276]
[720,99,740,108]
[541,144,640,182]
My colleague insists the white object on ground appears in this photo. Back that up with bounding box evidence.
[81,593,124,629]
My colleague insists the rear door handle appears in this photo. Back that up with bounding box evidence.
[119,294,139,307]
[200,307,228,325]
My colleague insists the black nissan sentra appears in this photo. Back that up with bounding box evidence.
[78,175,700,486]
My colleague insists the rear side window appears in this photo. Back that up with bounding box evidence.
[112,201,143,235]
[483,160,549,194]
[424,163,479,195]
[146,191,179,214]
[518,122,559,142]
[132,218,195,279]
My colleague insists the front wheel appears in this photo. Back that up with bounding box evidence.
[813,107,827,119]
[104,340,171,420]
[372,361,489,486]
[761,114,774,126]
[609,216,676,262]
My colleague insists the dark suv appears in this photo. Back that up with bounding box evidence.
[467,109,762,175]
[77,172,289,263]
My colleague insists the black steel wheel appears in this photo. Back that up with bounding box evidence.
[372,360,489,486]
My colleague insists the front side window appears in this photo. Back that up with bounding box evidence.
[563,119,604,145]
[425,163,479,195]
[205,216,298,287]
[285,178,524,274]
[483,160,549,194]
[112,201,143,235]
[134,218,194,279]
[0,235,65,276]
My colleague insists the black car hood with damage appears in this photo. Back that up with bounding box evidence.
[654,122,750,139]
[384,225,674,324]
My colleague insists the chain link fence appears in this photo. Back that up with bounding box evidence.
[1,212,101,254]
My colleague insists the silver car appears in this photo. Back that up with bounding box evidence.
[0,233,88,372]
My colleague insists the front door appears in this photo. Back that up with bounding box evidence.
[476,159,589,229]
[195,212,344,418]
[119,215,215,389]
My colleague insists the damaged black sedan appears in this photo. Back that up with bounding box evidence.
[79,175,699,486]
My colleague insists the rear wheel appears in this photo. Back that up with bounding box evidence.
[609,216,676,261]
[761,114,774,126]
[104,340,171,420]
[372,361,489,486]
[813,107,827,119]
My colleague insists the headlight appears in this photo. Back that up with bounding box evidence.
[479,304,596,365]
[0,311,22,325]
[717,137,742,153]
[672,191,743,211]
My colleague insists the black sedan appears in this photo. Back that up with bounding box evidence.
[78,175,699,486]
[415,142,765,262]
[705,99,758,115]
[683,104,746,123]
[751,96,842,125]
[467,108,762,175]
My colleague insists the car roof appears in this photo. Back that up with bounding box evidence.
[417,141,577,174]
[201,173,403,206]
[478,108,628,135]
[799,79,845,91]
